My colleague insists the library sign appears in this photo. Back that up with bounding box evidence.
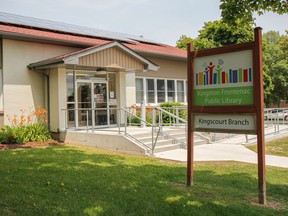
[192,49,256,133]
[193,114,256,133]
[187,28,266,205]
[194,50,253,106]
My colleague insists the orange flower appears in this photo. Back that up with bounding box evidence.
[13,118,17,125]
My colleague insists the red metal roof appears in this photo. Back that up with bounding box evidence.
[0,24,186,58]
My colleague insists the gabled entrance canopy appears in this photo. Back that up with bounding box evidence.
[28,41,159,72]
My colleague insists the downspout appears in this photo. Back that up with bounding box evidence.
[43,72,50,131]
[31,68,51,131]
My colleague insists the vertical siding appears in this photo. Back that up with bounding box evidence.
[79,47,144,70]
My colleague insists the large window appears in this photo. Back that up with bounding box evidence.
[146,79,155,103]
[157,79,165,103]
[66,72,75,102]
[136,77,187,104]
[177,80,185,102]
[66,72,75,127]
[167,80,175,102]
[136,78,144,103]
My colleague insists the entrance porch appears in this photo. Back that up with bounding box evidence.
[28,41,159,132]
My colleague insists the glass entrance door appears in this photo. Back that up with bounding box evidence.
[93,82,108,126]
[76,81,108,128]
[77,82,92,127]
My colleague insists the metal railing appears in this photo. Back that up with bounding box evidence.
[206,108,288,143]
[126,105,210,148]
[61,107,162,155]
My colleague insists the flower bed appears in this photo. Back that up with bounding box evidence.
[0,106,52,144]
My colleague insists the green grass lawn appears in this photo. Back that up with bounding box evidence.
[247,136,288,157]
[0,145,287,216]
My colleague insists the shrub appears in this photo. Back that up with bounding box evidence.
[0,106,52,144]
[159,102,187,124]
[0,126,20,144]
[128,105,157,125]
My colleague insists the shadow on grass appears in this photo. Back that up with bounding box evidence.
[0,145,287,216]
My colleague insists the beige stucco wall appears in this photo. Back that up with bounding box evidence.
[136,56,187,79]
[2,39,78,125]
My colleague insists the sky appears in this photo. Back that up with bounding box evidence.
[0,0,287,46]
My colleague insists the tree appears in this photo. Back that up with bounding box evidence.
[176,19,253,50]
[197,19,254,46]
[176,35,193,50]
[263,31,288,106]
[220,0,288,24]
[175,24,286,105]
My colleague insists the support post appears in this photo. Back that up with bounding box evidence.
[187,43,194,186]
[254,27,266,205]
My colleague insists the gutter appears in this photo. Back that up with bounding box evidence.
[27,59,64,70]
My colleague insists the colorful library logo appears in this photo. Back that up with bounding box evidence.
[195,59,253,87]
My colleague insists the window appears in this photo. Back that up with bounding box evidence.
[66,72,75,102]
[157,79,165,103]
[177,80,184,102]
[66,71,75,127]
[167,80,175,102]
[108,73,116,99]
[136,77,187,104]
[136,78,144,103]
[146,79,155,103]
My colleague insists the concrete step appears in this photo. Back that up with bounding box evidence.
[131,132,154,138]
[163,129,186,135]
[137,135,166,143]
[128,128,210,154]
[145,139,174,147]
[152,143,182,153]
[165,132,186,138]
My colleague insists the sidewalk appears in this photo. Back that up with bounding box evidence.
[154,127,288,168]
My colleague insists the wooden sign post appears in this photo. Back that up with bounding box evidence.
[187,27,266,204]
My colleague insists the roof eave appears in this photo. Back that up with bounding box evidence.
[135,50,187,61]
[28,59,65,70]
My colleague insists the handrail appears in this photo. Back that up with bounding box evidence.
[61,106,212,152]
[61,107,161,155]
[156,107,187,123]
[120,107,161,155]
[120,107,153,127]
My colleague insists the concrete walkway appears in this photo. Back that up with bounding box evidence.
[155,128,288,168]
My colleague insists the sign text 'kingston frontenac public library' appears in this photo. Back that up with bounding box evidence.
[194,50,254,106]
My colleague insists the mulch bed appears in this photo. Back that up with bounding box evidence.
[0,140,63,150]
